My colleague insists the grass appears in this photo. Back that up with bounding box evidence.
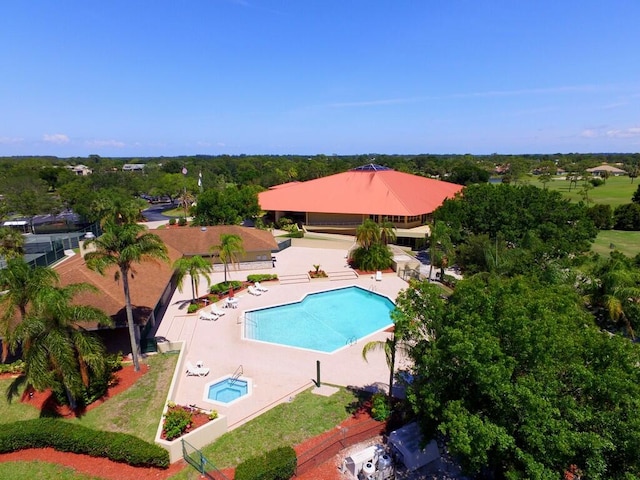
[72,353,178,442]
[0,462,103,480]
[540,175,638,207]
[592,230,640,258]
[0,378,42,423]
[167,385,362,478]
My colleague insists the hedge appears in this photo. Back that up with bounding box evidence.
[235,446,297,480]
[246,273,278,283]
[0,419,169,468]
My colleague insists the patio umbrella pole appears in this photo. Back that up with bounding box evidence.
[316,360,321,387]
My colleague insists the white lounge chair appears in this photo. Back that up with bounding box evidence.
[199,310,218,321]
[248,286,262,296]
[210,304,226,316]
[185,361,210,377]
[375,271,382,281]
[254,282,269,292]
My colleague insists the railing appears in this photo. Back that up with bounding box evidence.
[346,336,357,346]
[229,364,243,386]
[182,438,230,480]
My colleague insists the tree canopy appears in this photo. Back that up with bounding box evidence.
[399,276,640,479]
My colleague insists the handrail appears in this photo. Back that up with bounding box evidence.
[229,364,243,386]
[346,336,357,346]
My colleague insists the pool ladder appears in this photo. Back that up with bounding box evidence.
[346,336,357,347]
[229,364,243,386]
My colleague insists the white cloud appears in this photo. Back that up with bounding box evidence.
[580,129,600,138]
[85,139,126,148]
[606,127,640,138]
[43,133,70,144]
[216,142,226,147]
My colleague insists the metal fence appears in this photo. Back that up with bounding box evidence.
[182,438,230,480]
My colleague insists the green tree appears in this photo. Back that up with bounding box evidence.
[7,283,112,409]
[379,218,397,245]
[211,234,245,283]
[177,190,195,219]
[0,227,25,260]
[355,219,381,249]
[428,221,454,280]
[173,255,214,303]
[84,222,168,371]
[401,275,640,478]
[91,191,147,226]
[0,259,59,362]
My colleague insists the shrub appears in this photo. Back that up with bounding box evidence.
[178,217,187,226]
[210,280,242,295]
[590,178,605,187]
[187,303,199,314]
[285,230,304,238]
[168,218,176,226]
[247,273,278,283]
[0,419,169,468]
[614,203,640,231]
[0,360,24,375]
[370,392,391,421]
[163,404,194,440]
[350,243,393,271]
[235,446,297,480]
[588,204,613,230]
[208,410,219,420]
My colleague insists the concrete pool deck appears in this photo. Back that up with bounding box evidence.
[154,234,410,430]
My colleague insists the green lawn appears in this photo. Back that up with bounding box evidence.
[167,385,362,479]
[592,230,640,258]
[541,175,638,207]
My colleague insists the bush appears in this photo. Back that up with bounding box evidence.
[247,274,278,283]
[0,419,169,468]
[210,280,242,295]
[178,217,187,226]
[350,243,393,271]
[284,230,304,238]
[614,203,640,231]
[168,218,176,226]
[590,178,605,187]
[370,392,391,421]
[187,303,199,314]
[235,446,297,480]
[0,360,24,375]
[588,204,613,230]
[163,405,194,440]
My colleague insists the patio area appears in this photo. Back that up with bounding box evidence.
[153,234,410,430]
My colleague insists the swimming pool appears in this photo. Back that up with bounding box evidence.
[204,376,251,406]
[243,286,395,353]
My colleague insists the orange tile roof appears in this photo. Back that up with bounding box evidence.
[259,168,462,216]
[153,225,277,256]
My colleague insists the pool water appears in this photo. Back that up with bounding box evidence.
[206,378,249,404]
[244,286,394,353]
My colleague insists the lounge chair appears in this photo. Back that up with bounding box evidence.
[248,286,262,296]
[185,361,210,377]
[375,271,382,281]
[210,304,226,316]
[199,310,218,321]
[254,282,269,292]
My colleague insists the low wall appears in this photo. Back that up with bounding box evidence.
[154,340,229,463]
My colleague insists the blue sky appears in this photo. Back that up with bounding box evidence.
[1,1,639,157]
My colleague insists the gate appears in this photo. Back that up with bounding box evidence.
[182,438,230,480]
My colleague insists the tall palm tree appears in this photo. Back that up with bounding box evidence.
[0,227,25,261]
[84,222,168,371]
[211,234,245,283]
[7,283,112,410]
[379,218,397,246]
[91,193,146,226]
[428,221,454,280]
[362,336,398,403]
[0,258,59,362]
[356,219,381,250]
[173,255,214,303]
[177,191,195,219]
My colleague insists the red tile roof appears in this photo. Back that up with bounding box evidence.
[259,168,462,216]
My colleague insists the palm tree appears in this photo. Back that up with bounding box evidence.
[0,227,25,261]
[173,255,214,303]
[379,218,397,245]
[91,193,146,226]
[428,221,454,280]
[356,219,381,250]
[177,191,195,219]
[362,336,398,403]
[0,258,59,362]
[584,253,640,339]
[7,283,112,410]
[84,222,168,371]
[210,234,245,283]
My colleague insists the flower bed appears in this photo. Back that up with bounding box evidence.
[161,403,217,441]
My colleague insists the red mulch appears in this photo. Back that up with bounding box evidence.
[0,364,381,480]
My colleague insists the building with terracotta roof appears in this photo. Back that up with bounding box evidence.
[258,164,463,241]
[55,225,278,353]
